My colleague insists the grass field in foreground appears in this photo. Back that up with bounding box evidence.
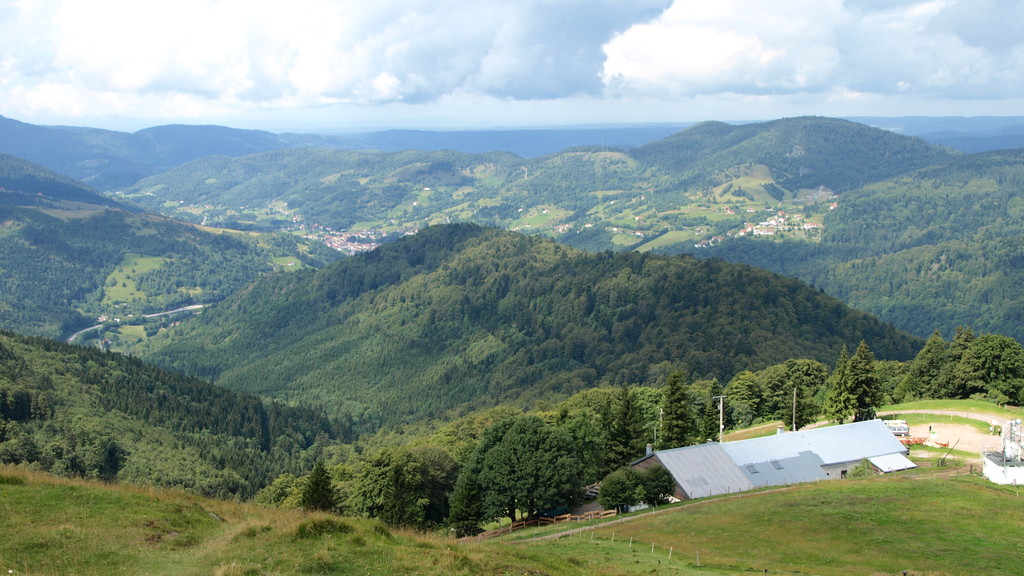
[578,466,1023,576]
[3,462,1020,575]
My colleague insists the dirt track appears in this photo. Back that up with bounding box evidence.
[879,409,1012,457]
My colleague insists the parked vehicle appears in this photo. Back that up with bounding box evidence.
[884,419,910,437]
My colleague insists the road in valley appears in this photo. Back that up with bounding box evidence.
[65,304,205,343]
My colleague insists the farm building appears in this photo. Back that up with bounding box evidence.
[632,419,915,501]
[983,418,1024,485]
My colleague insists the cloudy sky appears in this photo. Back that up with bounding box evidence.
[2,0,1023,131]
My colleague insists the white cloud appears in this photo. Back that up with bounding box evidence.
[0,0,1022,128]
[0,0,667,122]
[601,0,1024,101]
[602,0,844,96]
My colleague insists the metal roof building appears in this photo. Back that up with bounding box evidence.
[632,419,915,500]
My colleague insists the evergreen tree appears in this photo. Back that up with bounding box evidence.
[849,341,881,421]
[697,395,720,443]
[897,331,950,400]
[606,385,648,469]
[823,346,855,423]
[300,461,336,512]
[657,371,694,449]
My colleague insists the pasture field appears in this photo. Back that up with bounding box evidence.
[1,461,1017,575]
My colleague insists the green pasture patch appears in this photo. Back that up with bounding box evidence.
[589,189,631,199]
[635,230,695,252]
[723,421,787,441]
[513,206,571,229]
[271,256,304,271]
[895,413,995,435]
[103,254,165,304]
[348,220,384,230]
[883,399,1023,420]
[610,231,645,247]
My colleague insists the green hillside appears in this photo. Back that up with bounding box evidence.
[117,117,953,252]
[140,223,920,431]
[0,463,1018,575]
[689,149,1024,341]
[0,154,341,339]
[0,331,346,498]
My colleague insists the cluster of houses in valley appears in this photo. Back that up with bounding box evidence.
[629,420,916,502]
[321,232,382,255]
[694,207,831,248]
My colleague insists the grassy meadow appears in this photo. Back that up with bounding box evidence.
[2,460,1021,576]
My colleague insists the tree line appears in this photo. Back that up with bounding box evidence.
[254,327,1023,534]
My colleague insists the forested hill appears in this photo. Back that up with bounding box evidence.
[117,116,955,252]
[0,154,341,338]
[0,153,123,209]
[141,223,920,432]
[686,149,1024,341]
[0,115,290,189]
[632,117,953,193]
[0,330,346,498]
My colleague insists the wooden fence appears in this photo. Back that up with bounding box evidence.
[471,509,618,541]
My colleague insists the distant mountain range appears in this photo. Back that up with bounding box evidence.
[3,114,1023,192]
[0,115,690,189]
[851,116,1024,153]
[2,114,1022,346]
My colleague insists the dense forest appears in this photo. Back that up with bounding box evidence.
[139,223,920,433]
[0,330,347,498]
[687,149,1024,341]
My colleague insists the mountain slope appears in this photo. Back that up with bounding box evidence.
[684,149,1024,341]
[0,330,344,498]
[0,154,340,339]
[141,223,920,431]
[633,116,954,193]
[0,115,290,189]
[0,152,124,208]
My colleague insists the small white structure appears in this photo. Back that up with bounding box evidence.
[983,419,1024,485]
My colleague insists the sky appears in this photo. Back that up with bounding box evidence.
[2,0,1023,132]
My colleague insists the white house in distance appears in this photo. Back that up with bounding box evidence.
[632,420,915,501]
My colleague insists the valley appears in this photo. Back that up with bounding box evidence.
[2,114,1024,575]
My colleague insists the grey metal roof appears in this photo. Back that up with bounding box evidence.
[720,420,908,467]
[737,451,829,488]
[652,443,753,499]
[639,420,911,501]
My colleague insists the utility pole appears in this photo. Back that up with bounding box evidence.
[713,395,726,443]
[792,387,797,431]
